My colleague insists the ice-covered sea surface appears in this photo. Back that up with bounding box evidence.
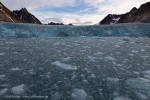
[0,22,150,100]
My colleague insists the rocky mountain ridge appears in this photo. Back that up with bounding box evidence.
[100,2,150,24]
[0,2,23,23]
[13,8,41,24]
[99,14,122,25]
[0,2,41,24]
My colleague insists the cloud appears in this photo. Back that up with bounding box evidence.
[97,0,150,14]
[1,0,76,10]
[84,0,104,6]
[41,18,63,23]
[82,21,93,25]
[61,13,103,25]
[76,18,80,21]
[1,0,150,25]
[79,8,91,13]
[71,21,93,25]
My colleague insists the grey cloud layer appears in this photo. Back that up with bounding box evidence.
[1,0,150,25]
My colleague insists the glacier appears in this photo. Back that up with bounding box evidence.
[0,22,150,37]
[0,22,150,100]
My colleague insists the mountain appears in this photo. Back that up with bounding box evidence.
[0,2,23,23]
[100,2,150,24]
[48,22,64,25]
[13,8,42,24]
[117,7,138,23]
[0,2,41,24]
[118,2,150,23]
[99,14,121,24]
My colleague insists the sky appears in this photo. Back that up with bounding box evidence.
[1,0,150,25]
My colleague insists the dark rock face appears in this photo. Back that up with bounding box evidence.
[118,7,137,23]
[48,22,64,25]
[0,2,41,24]
[118,7,138,23]
[99,14,121,24]
[0,2,23,23]
[100,2,150,24]
[128,2,150,23]
[13,8,42,24]
[117,7,138,23]
[68,23,73,26]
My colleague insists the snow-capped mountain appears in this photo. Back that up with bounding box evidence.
[99,14,121,25]
[0,2,41,24]
[100,2,150,24]
[13,8,41,24]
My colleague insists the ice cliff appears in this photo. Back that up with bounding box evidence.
[0,22,150,38]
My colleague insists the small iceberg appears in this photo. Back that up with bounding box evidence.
[11,84,25,96]
[51,61,77,70]
[71,88,87,100]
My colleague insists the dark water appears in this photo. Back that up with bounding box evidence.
[0,37,150,100]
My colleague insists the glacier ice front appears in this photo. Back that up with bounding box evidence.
[0,22,150,38]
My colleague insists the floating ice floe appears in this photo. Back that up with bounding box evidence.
[11,84,25,96]
[106,77,119,84]
[131,50,138,53]
[96,52,104,55]
[61,57,70,61]
[113,96,129,100]
[113,92,120,96]
[141,49,145,52]
[104,56,116,61]
[0,75,5,80]
[0,84,9,87]
[129,41,136,44]
[90,74,96,78]
[51,61,77,70]
[141,70,150,76]
[53,42,60,46]
[93,52,104,56]
[28,70,36,74]
[133,71,140,75]
[88,56,96,62]
[71,89,87,100]
[10,67,20,71]
[82,79,88,84]
[126,78,150,95]
[52,92,62,100]
[0,53,5,56]
[79,36,86,38]
[0,88,8,96]
[138,77,150,83]
[134,92,148,100]
[128,53,134,56]
[116,40,125,45]
[83,46,90,49]
[141,56,149,60]
[114,45,120,48]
